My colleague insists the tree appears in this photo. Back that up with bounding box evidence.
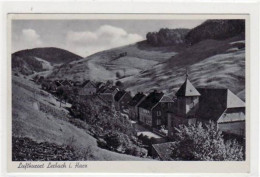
[171,121,244,161]
[115,81,124,88]
[116,72,121,79]
[106,80,113,86]
[104,132,121,150]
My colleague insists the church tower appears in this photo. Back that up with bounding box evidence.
[174,70,200,118]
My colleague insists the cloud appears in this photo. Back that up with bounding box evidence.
[66,25,143,57]
[21,29,42,46]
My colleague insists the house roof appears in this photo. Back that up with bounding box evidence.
[61,80,73,86]
[159,95,174,102]
[97,85,106,93]
[114,90,127,102]
[152,142,175,161]
[227,90,245,108]
[196,88,245,122]
[103,86,119,94]
[80,80,96,88]
[217,107,245,123]
[176,78,200,97]
[138,91,164,110]
[128,93,146,107]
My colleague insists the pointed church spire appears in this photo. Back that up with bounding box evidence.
[185,67,189,80]
[175,69,200,97]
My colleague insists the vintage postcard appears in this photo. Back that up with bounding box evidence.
[7,13,250,173]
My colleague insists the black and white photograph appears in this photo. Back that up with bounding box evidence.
[10,15,247,164]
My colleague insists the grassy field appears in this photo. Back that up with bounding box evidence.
[12,75,148,160]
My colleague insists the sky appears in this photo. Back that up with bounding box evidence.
[12,19,205,57]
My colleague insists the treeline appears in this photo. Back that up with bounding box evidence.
[146,20,245,46]
[12,55,45,75]
[185,20,245,45]
[146,28,189,46]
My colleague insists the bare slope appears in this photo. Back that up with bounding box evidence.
[48,41,180,81]
[12,76,147,160]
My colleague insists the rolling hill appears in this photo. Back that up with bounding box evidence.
[12,47,82,75]
[48,41,181,81]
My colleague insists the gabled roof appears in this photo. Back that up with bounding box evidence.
[103,86,119,94]
[129,93,146,107]
[176,78,200,97]
[217,107,245,123]
[80,80,96,88]
[61,80,73,86]
[159,95,174,102]
[114,90,127,102]
[152,142,175,161]
[196,88,245,122]
[138,91,164,110]
[227,90,245,108]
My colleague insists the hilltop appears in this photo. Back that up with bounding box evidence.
[185,20,245,45]
[12,47,82,75]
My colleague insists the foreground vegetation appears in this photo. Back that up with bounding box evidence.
[171,121,244,161]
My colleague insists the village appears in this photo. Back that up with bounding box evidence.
[32,72,245,160]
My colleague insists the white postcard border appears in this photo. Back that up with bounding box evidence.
[1,1,259,176]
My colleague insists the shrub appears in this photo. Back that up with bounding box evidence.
[171,121,244,161]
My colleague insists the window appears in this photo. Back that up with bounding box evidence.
[157,111,161,116]
[157,119,161,125]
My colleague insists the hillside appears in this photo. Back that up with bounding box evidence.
[12,47,82,75]
[48,20,245,100]
[12,75,148,161]
[122,36,245,100]
[48,41,181,81]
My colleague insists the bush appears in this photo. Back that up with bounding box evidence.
[104,132,121,150]
[171,121,244,161]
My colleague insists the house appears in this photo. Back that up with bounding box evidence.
[197,88,245,137]
[99,86,119,105]
[114,90,132,112]
[78,80,97,96]
[60,80,73,87]
[151,142,175,160]
[128,92,146,121]
[138,90,174,129]
[167,75,245,139]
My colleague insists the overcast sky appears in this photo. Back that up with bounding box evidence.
[12,19,205,57]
